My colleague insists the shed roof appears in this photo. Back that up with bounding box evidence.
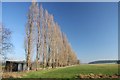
[6,60,26,64]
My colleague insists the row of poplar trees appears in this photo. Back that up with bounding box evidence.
[25,2,78,71]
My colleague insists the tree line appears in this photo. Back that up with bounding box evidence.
[25,2,79,71]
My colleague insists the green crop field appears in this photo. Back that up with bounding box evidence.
[23,64,119,78]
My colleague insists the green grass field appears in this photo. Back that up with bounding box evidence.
[23,64,118,78]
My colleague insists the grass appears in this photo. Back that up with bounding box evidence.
[23,64,118,78]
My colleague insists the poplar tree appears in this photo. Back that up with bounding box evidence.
[25,1,38,71]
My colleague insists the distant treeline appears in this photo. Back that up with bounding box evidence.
[88,60,120,64]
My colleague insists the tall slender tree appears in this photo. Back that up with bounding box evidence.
[25,1,38,70]
[34,2,40,71]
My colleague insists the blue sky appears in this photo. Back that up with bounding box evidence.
[2,2,118,63]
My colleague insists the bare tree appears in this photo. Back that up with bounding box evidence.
[41,9,48,68]
[25,16,33,71]
[25,2,36,70]
[34,2,39,71]
[0,23,13,59]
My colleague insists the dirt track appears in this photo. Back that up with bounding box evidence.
[77,73,120,79]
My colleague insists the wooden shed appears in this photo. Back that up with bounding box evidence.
[5,60,26,72]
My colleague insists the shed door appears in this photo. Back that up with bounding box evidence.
[18,64,22,71]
